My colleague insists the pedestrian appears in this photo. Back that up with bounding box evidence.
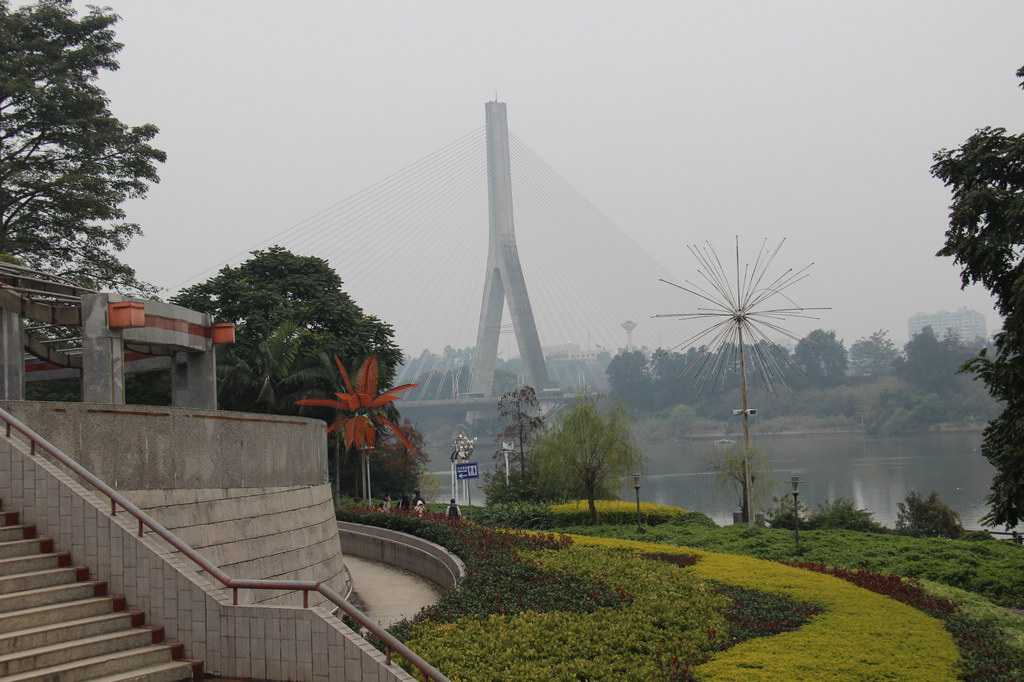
[414,500,426,517]
[382,494,392,511]
[446,497,462,519]
[412,489,425,507]
[399,495,411,511]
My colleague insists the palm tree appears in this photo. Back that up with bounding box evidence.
[296,354,418,504]
[218,321,325,413]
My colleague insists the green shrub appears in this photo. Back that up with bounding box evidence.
[896,491,965,539]
[763,494,809,530]
[482,467,554,504]
[667,511,720,529]
[474,501,553,529]
[807,498,883,532]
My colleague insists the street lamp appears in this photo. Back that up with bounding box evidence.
[632,472,645,533]
[790,476,801,552]
[450,432,476,502]
[500,441,513,485]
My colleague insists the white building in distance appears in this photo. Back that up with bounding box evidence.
[907,308,987,343]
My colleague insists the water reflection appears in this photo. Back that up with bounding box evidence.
[637,432,992,528]
[426,431,997,530]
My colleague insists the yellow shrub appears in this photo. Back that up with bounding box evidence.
[549,499,686,526]
[570,535,961,681]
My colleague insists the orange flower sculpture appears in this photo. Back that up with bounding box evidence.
[297,354,419,451]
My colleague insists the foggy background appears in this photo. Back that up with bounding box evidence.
[67,0,1023,355]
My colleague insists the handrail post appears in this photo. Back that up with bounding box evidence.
[110,499,117,516]
[137,519,144,537]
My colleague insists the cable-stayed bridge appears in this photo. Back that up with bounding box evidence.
[187,102,706,398]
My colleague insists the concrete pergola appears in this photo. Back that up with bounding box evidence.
[0,263,231,407]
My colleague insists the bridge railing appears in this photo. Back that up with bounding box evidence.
[0,406,449,682]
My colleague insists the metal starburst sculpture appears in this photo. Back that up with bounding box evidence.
[654,237,828,528]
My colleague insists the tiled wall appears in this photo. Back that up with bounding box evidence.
[0,432,415,681]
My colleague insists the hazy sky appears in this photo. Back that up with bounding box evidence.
[68,1,1024,354]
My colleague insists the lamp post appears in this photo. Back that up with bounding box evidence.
[450,431,476,503]
[632,472,644,533]
[500,441,513,485]
[790,476,801,552]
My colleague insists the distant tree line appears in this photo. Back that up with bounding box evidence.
[603,327,999,436]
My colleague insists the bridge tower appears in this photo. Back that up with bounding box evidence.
[469,101,551,397]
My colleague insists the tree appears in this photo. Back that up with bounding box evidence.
[216,321,323,413]
[1,0,165,291]
[605,350,651,409]
[792,329,848,389]
[707,441,771,524]
[171,247,403,395]
[931,65,1024,526]
[895,491,965,539]
[373,419,429,498]
[848,330,900,379]
[296,354,418,504]
[532,394,643,524]
[896,326,973,396]
[495,385,544,473]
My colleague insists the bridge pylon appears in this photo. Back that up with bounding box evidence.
[468,102,551,398]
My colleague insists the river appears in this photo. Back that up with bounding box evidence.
[428,430,997,530]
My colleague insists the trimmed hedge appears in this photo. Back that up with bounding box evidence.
[549,499,688,526]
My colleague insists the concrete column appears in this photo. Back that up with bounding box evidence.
[0,310,24,400]
[172,350,217,409]
[81,293,125,404]
[469,101,551,396]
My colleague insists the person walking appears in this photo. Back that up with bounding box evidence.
[445,498,462,519]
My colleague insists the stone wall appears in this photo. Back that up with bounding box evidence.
[0,401,343,606]
[0,401,327,489]
[0,424,414,681]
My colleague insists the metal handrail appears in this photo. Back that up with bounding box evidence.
[0,407,448,682]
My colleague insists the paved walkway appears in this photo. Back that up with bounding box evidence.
[345,555,445,628]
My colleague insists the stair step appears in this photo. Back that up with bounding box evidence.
[0,626,161,676]
[0,643,186,682]
[0,511,19,526]
[0,581,105,614]
[0,552,69,578]
[0,538,52,561]
[0,596,118,634]
[87,658,201,682]
[0,611,143,655]
[0,565,84,595]
[0,524,34,542]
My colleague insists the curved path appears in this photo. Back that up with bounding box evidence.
[345,555,445,628]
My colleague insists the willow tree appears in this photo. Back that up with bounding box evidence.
[533,394,642,524]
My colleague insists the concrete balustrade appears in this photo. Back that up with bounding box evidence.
[338,522,466,590]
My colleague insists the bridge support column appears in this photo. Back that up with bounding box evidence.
[81,294,126,404]
[0,311,24,400]
[469,101,551,396]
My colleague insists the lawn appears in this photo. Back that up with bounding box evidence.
[339,503,1024,680]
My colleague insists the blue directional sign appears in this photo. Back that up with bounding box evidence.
[455,462,480,480]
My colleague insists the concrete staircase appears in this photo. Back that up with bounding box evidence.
[0,503,202,681]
